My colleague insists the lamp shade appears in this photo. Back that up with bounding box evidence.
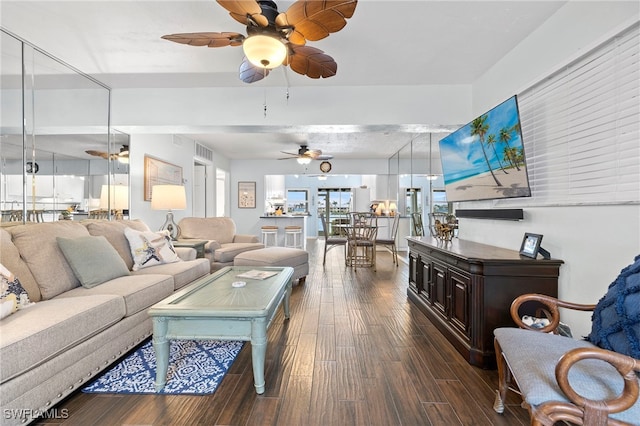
[151,185,186,210]
[242,35,287,69]
[296,157,312,165]
[99,185,129,210]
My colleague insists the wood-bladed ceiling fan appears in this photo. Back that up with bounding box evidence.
[278,144,333,162]
[85,145,129,162]
[161,0,358,83]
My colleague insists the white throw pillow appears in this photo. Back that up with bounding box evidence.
[123,228,181,271]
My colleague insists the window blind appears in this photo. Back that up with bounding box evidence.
[499,22,639,207]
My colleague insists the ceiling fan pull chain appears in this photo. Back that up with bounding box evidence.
[284,67,290,104]
[263,86,267,118]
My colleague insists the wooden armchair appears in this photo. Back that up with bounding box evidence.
[493,293,640,425]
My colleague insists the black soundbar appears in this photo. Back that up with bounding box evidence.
[455,209,524,221]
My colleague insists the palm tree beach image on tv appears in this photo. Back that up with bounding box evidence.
[439,95,531,202]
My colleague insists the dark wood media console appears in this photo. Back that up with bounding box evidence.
[407,237,563,369]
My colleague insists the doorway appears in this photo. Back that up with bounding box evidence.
[316,187,353,237]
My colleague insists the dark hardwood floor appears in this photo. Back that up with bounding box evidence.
[34,240,530,426]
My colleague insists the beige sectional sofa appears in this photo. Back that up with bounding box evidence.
[178,217,264,272]
[0,219,210,425]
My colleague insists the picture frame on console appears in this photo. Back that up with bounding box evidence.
[519,233,551,259]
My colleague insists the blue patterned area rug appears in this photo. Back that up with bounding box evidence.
[82,339,244,395]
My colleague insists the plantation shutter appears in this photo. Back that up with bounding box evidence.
[503,22,639,207]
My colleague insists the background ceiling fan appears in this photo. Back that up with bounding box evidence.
[85,145,129,162]
[278,144,333,164]
[161,0,358,83]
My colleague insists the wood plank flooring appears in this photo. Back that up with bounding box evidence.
[33,240,530,425]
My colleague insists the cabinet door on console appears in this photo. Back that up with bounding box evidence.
[432,262,448,317]
[421,260,432,302]
[408,252,421,293]
[449,269,471,340]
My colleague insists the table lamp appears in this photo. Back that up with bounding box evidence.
[100,185,129,220]
[388,202,397,217]
[151,184,186,240]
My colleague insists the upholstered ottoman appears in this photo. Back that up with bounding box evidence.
[234,247,308,284]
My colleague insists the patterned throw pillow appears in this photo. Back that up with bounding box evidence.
[1,263,34,319]
[124,228,181,271]
[589,254,640,359]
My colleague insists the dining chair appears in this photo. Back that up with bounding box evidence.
[320,215,348,266]
[376,214,400,265]
[411,212,425,236]
[347,212,377,271]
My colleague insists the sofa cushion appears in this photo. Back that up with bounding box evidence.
[8,222,90,300]
[56,274,174,317]
[132,258,210,290]
[124,228,181,271]
[57,235,130,288]
[0,294,125,384]
[494,328,640,423]
[214,242,265,263]
[83,219,151,270]
[589,254,640,359]
[178,217,236,244]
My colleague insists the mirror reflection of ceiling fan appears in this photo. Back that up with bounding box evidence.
[278,144,333,164]
[85,145,129,163]
[161,0,358,84]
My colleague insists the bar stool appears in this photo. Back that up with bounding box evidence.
[284,225,303,249]
[261,225,279,247]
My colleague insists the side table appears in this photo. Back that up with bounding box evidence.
[173,239,207,259]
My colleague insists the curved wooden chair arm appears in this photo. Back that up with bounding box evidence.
[532,347,640,426]
[510,293,597,333]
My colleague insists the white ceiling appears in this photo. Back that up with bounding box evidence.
[1,0,568,160]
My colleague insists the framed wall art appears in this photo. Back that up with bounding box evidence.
[144,155,183,201]
[238,181,256,209]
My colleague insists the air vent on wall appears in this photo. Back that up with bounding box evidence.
[195,143,213,163]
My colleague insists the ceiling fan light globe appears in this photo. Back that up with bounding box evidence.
[297,157,312,165]
[243,35,287,69]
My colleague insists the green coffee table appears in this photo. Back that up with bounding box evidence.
[147,265,294,394]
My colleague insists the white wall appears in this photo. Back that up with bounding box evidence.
[469,2,640,338]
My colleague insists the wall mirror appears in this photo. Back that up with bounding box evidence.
[1,29,123,223]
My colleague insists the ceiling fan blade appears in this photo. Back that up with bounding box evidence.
[239,57,268,83]
[279,0,358,45]
[304,149,322,159]
[85,150,109,159]
[280,151,299,156]
[316,154,333,160]
[286,45,337,79]
[161,32,244,47]
[217,0,268,27]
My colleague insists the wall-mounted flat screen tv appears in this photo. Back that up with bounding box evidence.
[439,95,531,203]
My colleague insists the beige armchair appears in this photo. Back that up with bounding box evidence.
[177,217,263,272]
[493,293,640,425]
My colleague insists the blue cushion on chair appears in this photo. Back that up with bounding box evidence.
[589,254,640,359]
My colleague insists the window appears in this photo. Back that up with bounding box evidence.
[500,22,639,207]
[286,189,309,214]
